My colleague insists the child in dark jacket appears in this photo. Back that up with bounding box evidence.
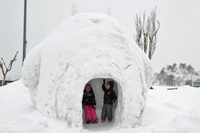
[101,79,117,123]
[82,82,98,124]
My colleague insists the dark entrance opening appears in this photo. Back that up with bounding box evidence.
[82,78,118,130]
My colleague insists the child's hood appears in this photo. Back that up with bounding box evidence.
[107,81,114,89]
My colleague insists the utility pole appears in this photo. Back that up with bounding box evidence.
[22,0,27,65]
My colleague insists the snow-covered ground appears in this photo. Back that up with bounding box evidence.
[1,80,200,133]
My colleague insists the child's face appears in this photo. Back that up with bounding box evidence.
[105,85,110,89]
[86,85,91,89]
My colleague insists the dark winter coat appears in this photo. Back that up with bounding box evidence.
[82,88,96,107]
[102,81,117,105]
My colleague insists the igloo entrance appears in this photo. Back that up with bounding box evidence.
[82,78,120,130]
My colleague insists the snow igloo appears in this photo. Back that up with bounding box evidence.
[22,12,153,128]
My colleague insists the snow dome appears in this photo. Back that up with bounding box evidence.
[22,12,153,128]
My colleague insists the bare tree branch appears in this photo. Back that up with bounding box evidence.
[8,51,18,71]
[0,51,18,86]
[134,13,143,50]
[1,58,7,70]
[134,6,160,60]
[0,60,5,75]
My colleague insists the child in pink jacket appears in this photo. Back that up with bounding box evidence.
[82,83,98,124]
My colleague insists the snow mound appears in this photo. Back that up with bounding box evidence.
[22,13,153,128]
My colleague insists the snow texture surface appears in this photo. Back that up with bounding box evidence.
[22,13,153,128]
[1,80,200,132]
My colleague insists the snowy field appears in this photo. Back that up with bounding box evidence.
[1,80,200,133]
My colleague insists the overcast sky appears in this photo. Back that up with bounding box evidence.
[0,0,200,80]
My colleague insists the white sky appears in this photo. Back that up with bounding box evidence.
[0,0,200,80]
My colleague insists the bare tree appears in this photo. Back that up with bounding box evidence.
[179,63,187,70]
[0,51,18,86]
[172,63,177,72]
[134,14,143,50]
[153,63,200,86]
[187,65,194,73]
[134,7,160,59]
[165,74,175,86]
[143,12,150,54]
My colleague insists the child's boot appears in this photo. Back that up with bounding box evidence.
[93,118,98,123]
[86,119,92,124]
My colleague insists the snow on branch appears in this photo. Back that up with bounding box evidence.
[134,7,160,60]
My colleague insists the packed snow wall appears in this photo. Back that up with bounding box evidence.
[22,13,153,128]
